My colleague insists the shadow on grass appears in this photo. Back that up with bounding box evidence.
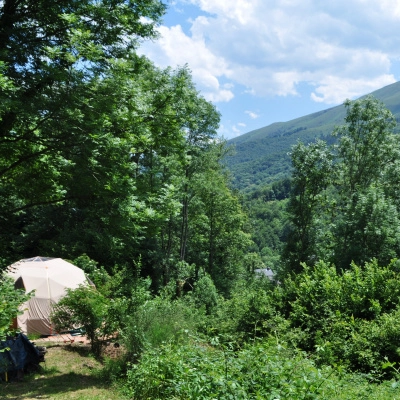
[63,341,124,362]
[2,371,110,398]
[62,343,93,357]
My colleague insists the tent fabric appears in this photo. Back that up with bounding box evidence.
[6,257,88,335]
[0,334,40,374]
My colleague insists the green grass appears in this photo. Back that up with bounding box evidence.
[0,344,125,399]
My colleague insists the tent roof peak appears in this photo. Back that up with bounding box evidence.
[21,256,56,262]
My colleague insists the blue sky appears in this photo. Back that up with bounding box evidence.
[139,0,400,139]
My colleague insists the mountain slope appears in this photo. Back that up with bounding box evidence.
[226,81,400,192]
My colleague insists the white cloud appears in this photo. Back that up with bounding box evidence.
[140,0,400,108]
[138,24,233,102]
[232,125,241,134]
[245,111,259,119]
[311,74,396,104]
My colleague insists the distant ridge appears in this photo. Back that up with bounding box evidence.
[226,81,400,192]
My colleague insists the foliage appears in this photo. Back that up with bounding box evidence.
[282,96,400,273]
[191,273,219,314]
[5,334,400,400]
[10,0,400,394]
[282,139,334,273]
[332,96,400,269]
[51,285,116,356]
[209,278,285,343]
[275,259,400,375]
[123,336,400,400]
[313,306,400,377]
[335,185,400,268]
[0,0,165,265]
[243,190,289,270]
[0,274,31,342]
[334,97,397,195]
[121,297,203,361]
[0,0,252,298]
[52,255,154,358]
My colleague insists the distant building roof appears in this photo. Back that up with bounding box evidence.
[254,268,274,280]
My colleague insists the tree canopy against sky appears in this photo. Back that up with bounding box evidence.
[0,0,252,295]
[0,0,165,262]
[282,96,400,275]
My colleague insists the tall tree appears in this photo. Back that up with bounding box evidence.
[0,0,166,264]
[282,96,400,275]
[282,140,334,274]
[334,96,397,196]
[184,142,252,295]
[333,96,400,268]
[0,1,252,299]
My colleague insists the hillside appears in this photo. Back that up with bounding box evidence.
[225,81,400,192]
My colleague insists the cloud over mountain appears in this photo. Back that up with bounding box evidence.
[139,0,400,137]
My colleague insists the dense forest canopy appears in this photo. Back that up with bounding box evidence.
[281,96,400,275]
[242,96,400,278]
[0,0,252,295]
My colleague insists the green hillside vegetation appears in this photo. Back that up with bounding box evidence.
[243,95,400,271]
[226,81,400,191]
[4,2,400,398]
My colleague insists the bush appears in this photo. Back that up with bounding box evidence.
[51,285,120,356]
[211,259,400,377]
[276,259,400,375]
[122,337,357,399]
[284,259,400,323]
[122,335,400,399]
[192,274,219,314]
[314,306,400,377]
[0,274,31,341]
[122,297,202,360]
[209,277,295,346]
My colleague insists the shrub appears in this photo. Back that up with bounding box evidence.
[122,337,343,399]
[314,306,400,377]
[122,335,400,399]
[122,297,202,361]
[0,274,31,342]
[192,274,219,314]
[51,285,117,356]
[209,277,296,346]
[277,259,400,375]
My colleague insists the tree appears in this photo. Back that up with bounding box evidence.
[282,96,400,274]
[337,186,400,267]
[0,1,252,301]
[333,96,400,269]
[0,0,166,265]
[52,285,110,356]
[282,140,334,274]
[185,142,252,294]
[334,96,397,195]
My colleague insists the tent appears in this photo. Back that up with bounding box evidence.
[6,257,89,336]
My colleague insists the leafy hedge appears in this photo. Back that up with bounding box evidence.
[122,336,400,399]
[217,259,400,377]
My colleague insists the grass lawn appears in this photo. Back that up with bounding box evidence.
[0,343,125,399]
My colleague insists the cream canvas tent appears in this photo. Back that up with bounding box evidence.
[7,256,89,335]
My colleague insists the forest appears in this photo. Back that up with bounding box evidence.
[3,1,400,398]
